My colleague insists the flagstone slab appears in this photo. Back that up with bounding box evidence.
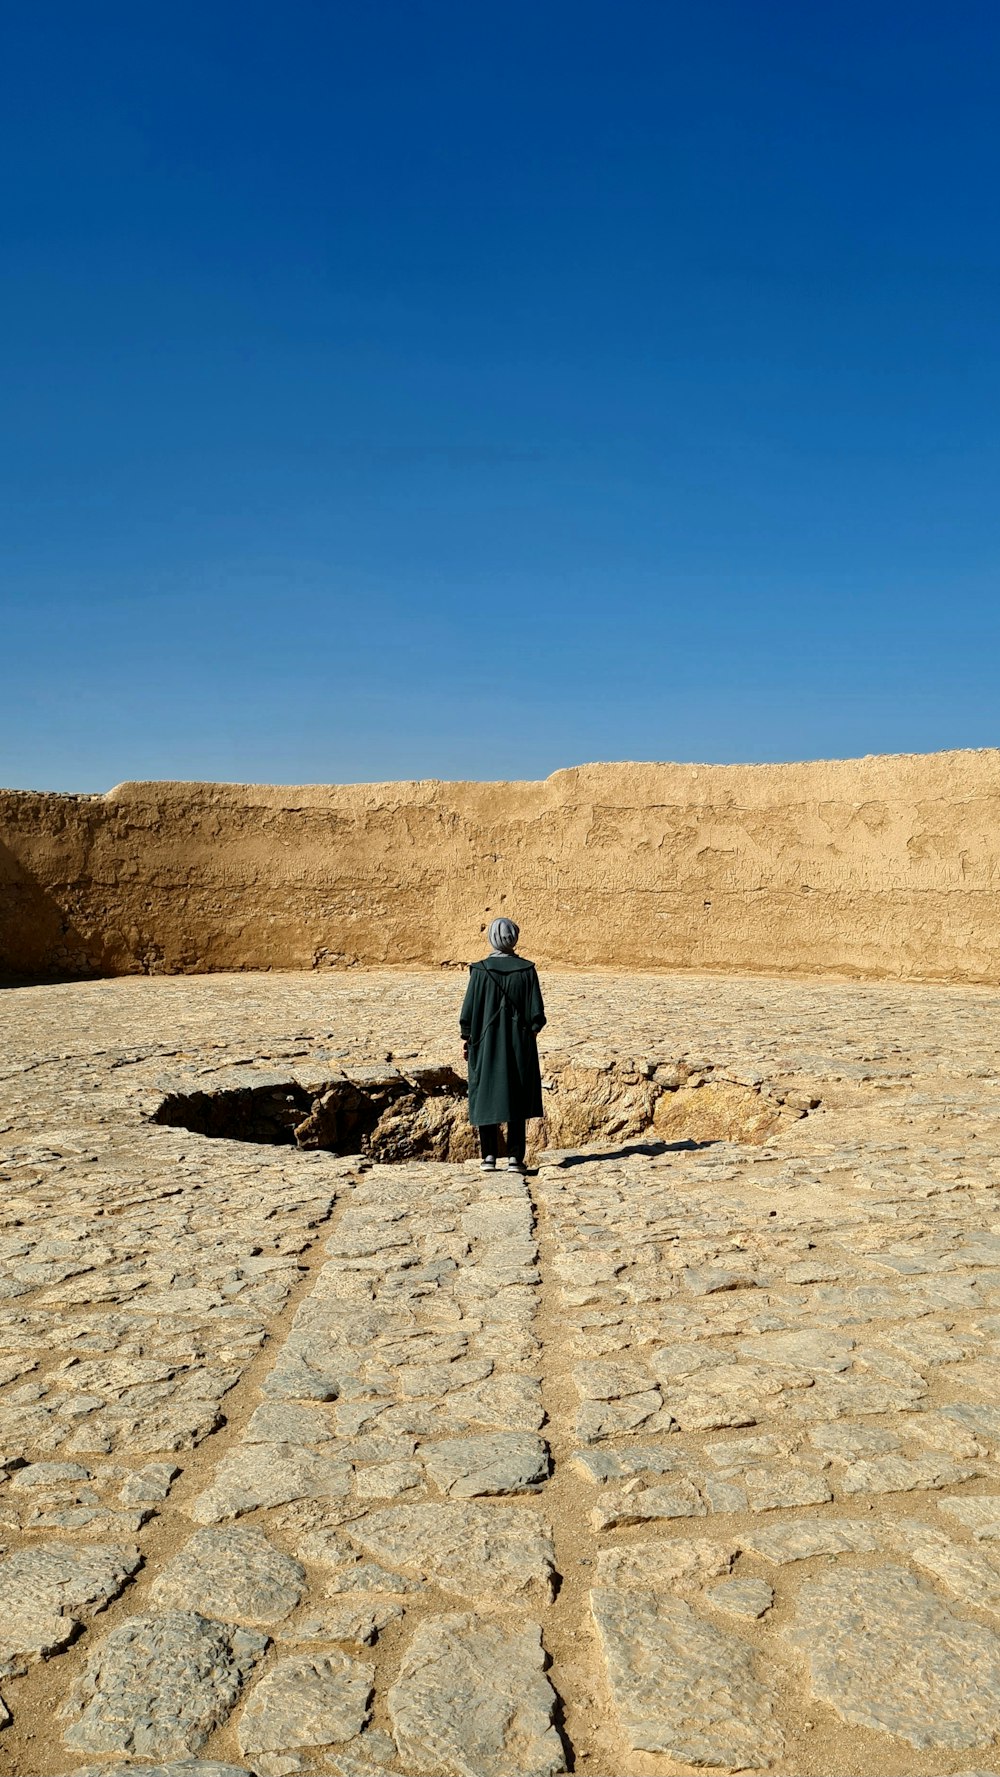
[62,1611,267,1757]
[591,1586,784,1767]
[785,1564,1000,1750]
[150,1525,305,1625]
[388,1612,564,1776]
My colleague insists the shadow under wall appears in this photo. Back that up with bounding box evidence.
[0,838,104,981]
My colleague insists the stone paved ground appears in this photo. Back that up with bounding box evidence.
[2,969,1000,1777]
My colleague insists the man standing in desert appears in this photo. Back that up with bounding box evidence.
[460,917,546,1172]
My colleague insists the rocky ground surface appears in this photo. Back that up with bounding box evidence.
[2,968,1000,1777]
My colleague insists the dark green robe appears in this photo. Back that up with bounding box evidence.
[459,955,546,1126]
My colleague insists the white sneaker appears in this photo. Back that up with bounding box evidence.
[480,1156,496,1171]
[506,1157,526,1173]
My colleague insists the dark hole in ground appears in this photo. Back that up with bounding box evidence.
[150,1059,817,1163]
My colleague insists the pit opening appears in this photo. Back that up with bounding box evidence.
[150,1058,817,1162]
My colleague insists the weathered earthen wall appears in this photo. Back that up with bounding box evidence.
[2,750,999,982]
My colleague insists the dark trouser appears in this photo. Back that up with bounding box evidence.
[478,1119,526,1163]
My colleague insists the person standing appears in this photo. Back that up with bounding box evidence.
[460,918,546,1171]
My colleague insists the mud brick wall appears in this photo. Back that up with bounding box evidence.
[2,750,999,981]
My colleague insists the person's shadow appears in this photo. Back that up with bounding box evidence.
[539,1137,713,1168]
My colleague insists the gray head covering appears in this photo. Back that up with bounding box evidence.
[487,917,520,955]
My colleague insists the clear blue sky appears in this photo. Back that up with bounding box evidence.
[4,2,999,790]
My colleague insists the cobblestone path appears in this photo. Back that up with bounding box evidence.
[2,970,1000,1776]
